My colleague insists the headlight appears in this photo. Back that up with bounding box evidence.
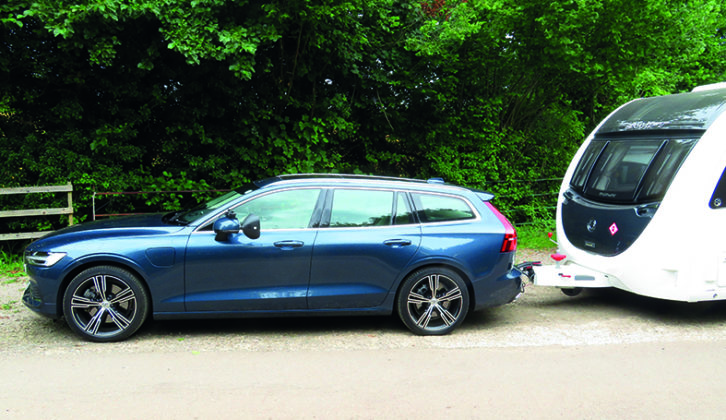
[25,251,67,267]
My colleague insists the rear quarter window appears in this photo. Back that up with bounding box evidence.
[412,193,475,223]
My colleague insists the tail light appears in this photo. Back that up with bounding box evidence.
[485,202,517,253]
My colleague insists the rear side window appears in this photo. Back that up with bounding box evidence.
[329,189,394,227]
[412,193,475,223]
[570,137,697,204]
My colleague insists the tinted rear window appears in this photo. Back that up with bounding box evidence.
[412,193,475,223]
[570,136,697,204]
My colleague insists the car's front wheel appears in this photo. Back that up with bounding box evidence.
[397,267,469,335]
[62,266,149,342]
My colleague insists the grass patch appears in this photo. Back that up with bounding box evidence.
[516,222,557,250]
[1,300,17,310]
[0,250,25,278]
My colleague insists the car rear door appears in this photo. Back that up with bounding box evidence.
[308,188,421,309]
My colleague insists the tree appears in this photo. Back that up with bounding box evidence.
[1,0,724,227]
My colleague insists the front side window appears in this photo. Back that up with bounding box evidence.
[412,193,475,223]
[329,189,394,227]
[234,188,321,230]
[570,137,698,204]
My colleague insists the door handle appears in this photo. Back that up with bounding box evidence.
[383,239,412,247]
[274,240,305,249]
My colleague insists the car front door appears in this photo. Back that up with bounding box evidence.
[308,189,421,309]
[184,188,323,312]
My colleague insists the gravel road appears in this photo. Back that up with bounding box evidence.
[4,249,726,354]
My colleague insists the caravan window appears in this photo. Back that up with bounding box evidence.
[710,166,726,209]
[570,137,697,204]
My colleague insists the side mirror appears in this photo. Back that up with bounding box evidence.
[213,211,260,241]
[240,214,260,240]
[213,210,240,242]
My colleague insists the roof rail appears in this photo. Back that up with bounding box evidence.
[276,173,433,184]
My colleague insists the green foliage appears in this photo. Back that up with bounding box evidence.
[516,221,557,251]
[140,171,214,211]
[1,300,17,310]
[1,0,725,231]
[0,249,25,277]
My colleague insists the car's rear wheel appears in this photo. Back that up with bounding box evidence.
[62,266,149,342]
[397,267,469,335]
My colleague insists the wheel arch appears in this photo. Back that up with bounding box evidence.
[56,258,154,318]
[393,262,477,312]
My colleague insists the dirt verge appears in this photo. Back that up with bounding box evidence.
[5,247,726,355]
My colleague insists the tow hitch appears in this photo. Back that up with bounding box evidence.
[516,261,541,283]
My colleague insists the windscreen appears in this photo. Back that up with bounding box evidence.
[570,136,698,204]
[175,183,259,224]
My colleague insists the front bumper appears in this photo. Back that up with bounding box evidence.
[22,276,61,319]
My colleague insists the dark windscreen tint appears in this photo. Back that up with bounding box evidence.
[570,136,698,204]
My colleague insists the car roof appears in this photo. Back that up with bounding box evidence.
[251,174,495,200]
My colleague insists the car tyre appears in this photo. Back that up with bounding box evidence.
[397,267,469,335]
[63,266,149,342]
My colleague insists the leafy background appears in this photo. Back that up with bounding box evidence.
[1,0,725,245]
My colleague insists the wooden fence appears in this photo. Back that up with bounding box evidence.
[0,183,74,241]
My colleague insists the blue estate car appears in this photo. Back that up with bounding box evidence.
[23,174,523,342]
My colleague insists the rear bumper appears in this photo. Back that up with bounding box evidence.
[472,267,523,311]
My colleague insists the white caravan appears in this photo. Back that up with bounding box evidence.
[531,83,726,302]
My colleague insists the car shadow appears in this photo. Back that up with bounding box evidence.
[139,313,406,339]
[527,286,726,326]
